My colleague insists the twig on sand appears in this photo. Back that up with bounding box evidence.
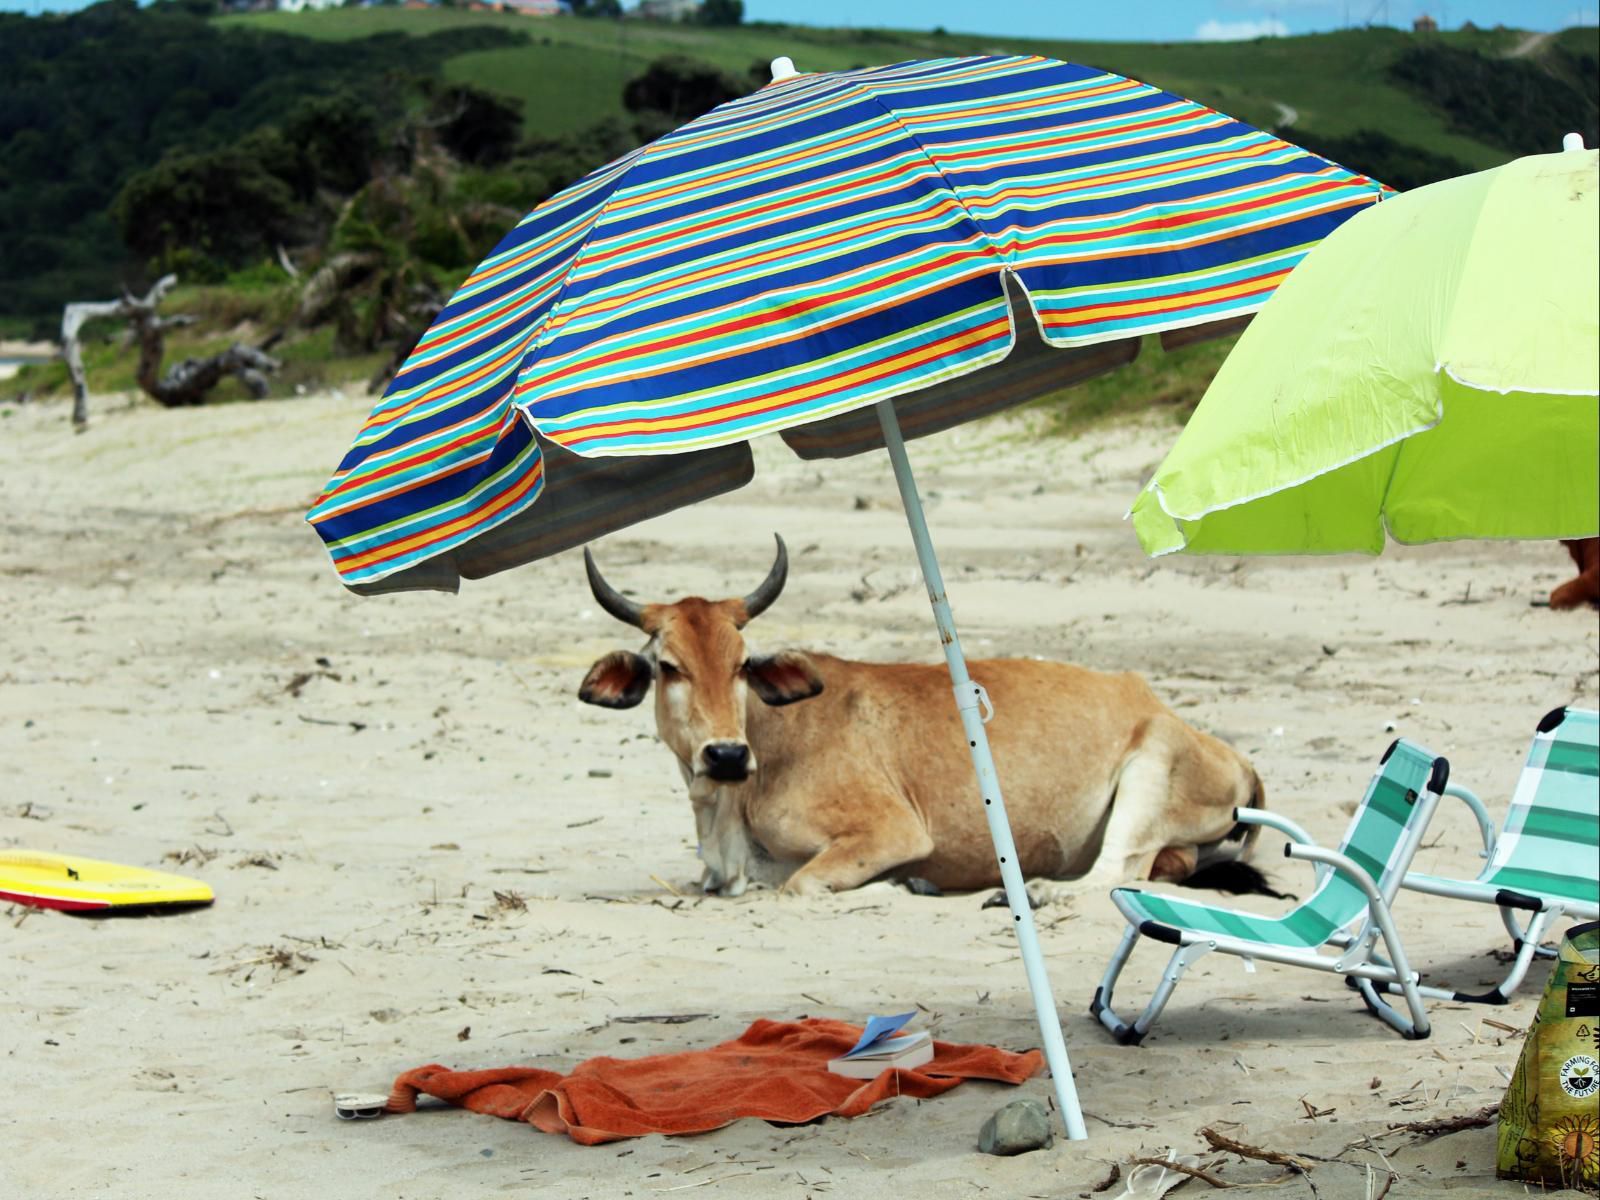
[650,874,683,898]
[1086,1111,1156,1129]
[1126,1156,1236,1188]
[652,1172,756,1191]
[1382,1104,1498,1144]
[1201,1127,1317,1174]
[1089,1163,1122,1193]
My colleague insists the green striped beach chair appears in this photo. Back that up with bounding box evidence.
[1382,707,1599,1005]
[1092,739,1449,1043]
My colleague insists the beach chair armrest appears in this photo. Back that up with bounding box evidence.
[1233,807,1319,846]
[1284,842,1387,909]
[1237,807,1329,883]
[1441,784,1496,859]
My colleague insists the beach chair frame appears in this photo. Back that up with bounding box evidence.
[1091,741,1449,1043]
[1366,707,1599,1006]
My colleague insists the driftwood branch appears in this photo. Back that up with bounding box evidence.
[61,274,280,428]
[1126,1156,1237,1188]
[62,274,178,430]
[1382,1104,1498,1144]
[1200,1126,1318,1174]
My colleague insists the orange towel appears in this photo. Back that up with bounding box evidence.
[386,1018,1043,1144]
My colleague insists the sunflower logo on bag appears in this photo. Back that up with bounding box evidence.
[1550,1113,1600,1178]
[1560,1055,1599,1098]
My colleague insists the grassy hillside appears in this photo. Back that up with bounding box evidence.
[221,12,1596,163]
[17,11,1595,430]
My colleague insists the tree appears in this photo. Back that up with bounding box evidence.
[114,146,298,273]
[697,0,743,25]
[282,92,383,196]
[622,56,744,126]
[428,83,524,167]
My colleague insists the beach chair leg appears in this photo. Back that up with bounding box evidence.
[1091,927,1211,1046]
[1349,898,1431,1038]
[1452,907,1554,1003]
[1091,926,1145,1044]
[1353,973,1429,1038]
[1360,906,1557,1006]
[1498,903,1559,961]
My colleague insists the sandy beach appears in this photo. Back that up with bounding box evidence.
[2,386,1595,1199]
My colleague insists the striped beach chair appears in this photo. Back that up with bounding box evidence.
[1092,739,1449,1043]
[1384,707,1599,1005]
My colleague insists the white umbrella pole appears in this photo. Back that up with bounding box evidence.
[874,400,1089,1142]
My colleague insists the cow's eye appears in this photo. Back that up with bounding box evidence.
[658,661,682,679]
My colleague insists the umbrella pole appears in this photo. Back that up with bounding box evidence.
[874,400,1089,1142]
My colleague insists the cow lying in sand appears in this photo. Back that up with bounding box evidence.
[578,536,1267,903]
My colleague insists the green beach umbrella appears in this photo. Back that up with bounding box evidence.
[1130,143,1599,557]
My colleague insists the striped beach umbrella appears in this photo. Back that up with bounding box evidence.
[308,54,1388,1139]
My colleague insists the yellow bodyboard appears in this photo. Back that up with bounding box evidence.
[0,850,214,912]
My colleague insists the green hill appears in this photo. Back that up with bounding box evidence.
[220,11,1596,163]
[8,7,1595,426]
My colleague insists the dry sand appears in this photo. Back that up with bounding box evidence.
[2,386,1596,1200]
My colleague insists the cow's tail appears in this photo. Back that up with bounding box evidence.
[1181,768,1297,900]
[1233,766,1266,861]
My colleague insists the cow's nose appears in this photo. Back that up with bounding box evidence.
[702,742,750,781]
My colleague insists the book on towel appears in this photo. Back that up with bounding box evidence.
[827,1011,934,1078]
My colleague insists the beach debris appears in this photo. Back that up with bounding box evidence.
[491,889,527,913]
[332,1092,388,1121]
[1383,1103,1498,1143]
[458,1026,471,1042]
[901,876,943,897]
[1120,1154,1227,1193]
[1089,1162,1123,1193]
[163,845,218,867]
[615,1013,713,1025]
[978,1097,1053,1155]
[62,273,281,430]
[284,666,342,697]
[234,853,280,871]
[1200,1125,1316,1174]
[214,944,316,983]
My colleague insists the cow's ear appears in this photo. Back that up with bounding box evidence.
[579,651,653,709]
[745,651,824,707]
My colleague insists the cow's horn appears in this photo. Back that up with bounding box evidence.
[739,534,788,623]
[584,547,646,629]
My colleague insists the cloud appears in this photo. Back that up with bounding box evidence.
[1195,17,1291,40]
[1562,7,1599,26]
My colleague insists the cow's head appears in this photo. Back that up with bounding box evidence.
[577,535,824,784]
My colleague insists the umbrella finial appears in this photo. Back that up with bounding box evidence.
[770,56,798,82]
[1562,132,1586,152]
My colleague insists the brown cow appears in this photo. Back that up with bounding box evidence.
[578,536,1266,902]
[1551,538,1600,610]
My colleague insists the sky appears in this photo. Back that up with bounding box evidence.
[3,0,1597,37]
[741,1,1598,41]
